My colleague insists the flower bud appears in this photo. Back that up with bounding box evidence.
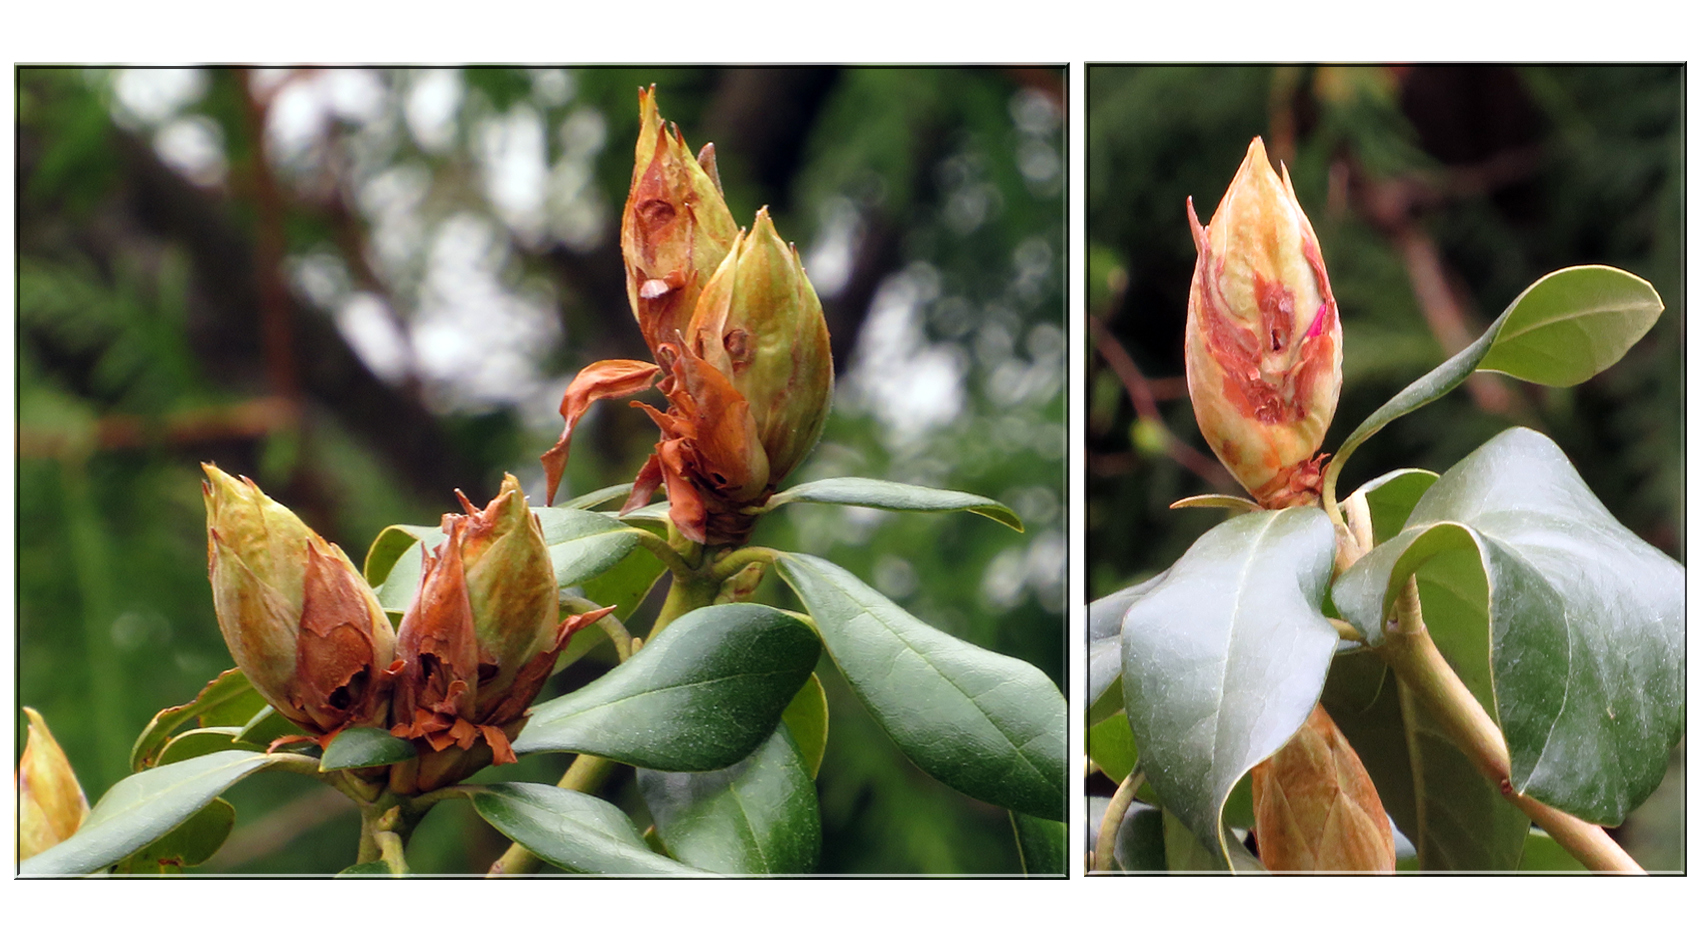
[623,85,740,357]
[202,464,395,743]
[391,475,609,780]
[1185,137,1341,508]
[17,707,89,860]
[690,208,835,486]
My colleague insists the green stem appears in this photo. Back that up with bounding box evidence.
[708,546,779,582]
[1378,577,1642,873]
[565,596,634,662]
[1091,768,1144,873]
[633,529,694,581]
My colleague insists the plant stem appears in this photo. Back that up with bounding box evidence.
[708,545,779,582]
[1091,769,1145,873]
[1379,577,1642,873]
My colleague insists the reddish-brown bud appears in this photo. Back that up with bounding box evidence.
[202,464,395,743]
[1185,137,1342,508]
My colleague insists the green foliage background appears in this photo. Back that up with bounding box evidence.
[16,66,1065,874]
[1086,64,1682,870]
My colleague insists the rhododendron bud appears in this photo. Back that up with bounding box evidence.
[690,208,834,486]
[1185,137,1341,508]
[17,707,89,860]
[202,464,395,743]
[624,84,739,357]
[391,475,609,786]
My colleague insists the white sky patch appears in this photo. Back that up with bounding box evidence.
[405,69,462,154]
[478,104,549,246]
[410,213,560,411]
[110,68,205,127]
[844,265,967,444]
[802,197,860,298]
[153,115,226,187]
[335,292,412,383]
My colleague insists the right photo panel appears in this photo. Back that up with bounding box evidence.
[1085,64,1684,874]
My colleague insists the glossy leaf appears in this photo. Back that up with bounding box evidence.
[1088,570,1167,725]
[559,482,633,511]
[513,603,820,771]
[781,672,829,779]
[1333,428,1684,824]
[1111,801,1166,872]
[1010,812,1067,876]
[156,727,261,766]
[1474,265,1663,387]
[234,705,300,747]
[1120,507,1337,863]
[571,539,666,626]
[319,726,417,771]
[1169,494,1259,514]
[1327,265,1661,505]
[637,724,821,875]
[777,553,1066,821]
[533,505,645,587]
[1353,468,1438,546]
[469,782,709,876]
[762,477,1023,531]
[1518,830,1588,872]
[362,523,445,589]
[1162,808,1264,873]
[20,750,296,877]
[1088,713,1138,784]
[130,668,263,771]
[114,798,235,873]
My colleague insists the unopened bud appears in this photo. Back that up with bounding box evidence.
[1185,137,1341,508]
[17,707,90,860]
[623,85,739,356]
[202,465,395,743]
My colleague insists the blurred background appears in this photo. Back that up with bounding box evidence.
[15,65,1066,874]
[1086,64,1683,870]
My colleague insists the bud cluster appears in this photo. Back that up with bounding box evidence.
[202,466,608,790]
[541,86,834,545]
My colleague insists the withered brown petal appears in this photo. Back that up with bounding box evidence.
[392,521,480,734]
[541,359,663,505]
[295,540,383,732]
[670,344,767,501]
[655,438,708,544]
[622,453,666,515]
[1251,703,1395,872]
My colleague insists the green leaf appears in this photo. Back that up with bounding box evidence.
[637,724,821,875]
[1088,570,1168,725]
[156,727,262,765]
[1327,265,1661,506]
[1169,494,1259,514]
[1010,811,1067,876]
[130,668,264,771]
[1120,507,1338,863]
[469,782,711,876]
[113,798,235,874]
[369,531,445,617]
[572,545,666,627]
[533,506,645,588]
[777,553,1066,821]
[362,523,445,590]
[1162,808,1264,873]
[1333,427,1684,825]
[319,726,417,771]
[559,482,633,511]
[762,477,1023,531]
[235,705,302,747]
[1352,468,1439,546]
[20,750,297,877]
[1088,713,1138,784]
[1322,649,1529,871]
[1475,265,1664,388]
[1517,830,1589,872]
[337,859,401,877]
[781,672,829,779]
[513,603,821,771]
[1111,801,1166,871]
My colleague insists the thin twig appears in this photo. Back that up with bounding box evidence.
[1091,769,1145,873]
[1087,315,1239,493]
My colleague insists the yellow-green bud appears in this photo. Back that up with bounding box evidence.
[17,707,89,860]
[1185,137,1342,508]
[202,464,395,741]
[691,207,835,487]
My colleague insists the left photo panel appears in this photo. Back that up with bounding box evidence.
[16,66,1069,876]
